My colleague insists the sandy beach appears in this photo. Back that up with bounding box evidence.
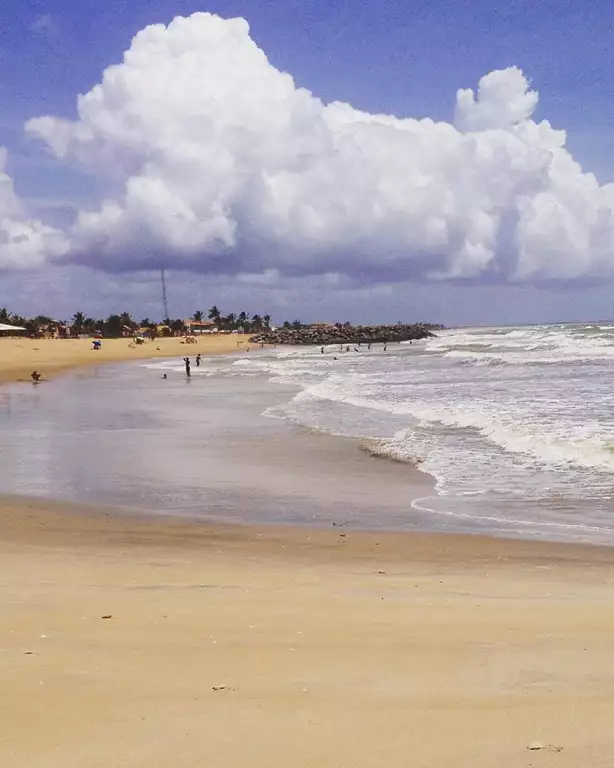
[2,337,614,766]
[0,334,254,384]
[1,494,614,767]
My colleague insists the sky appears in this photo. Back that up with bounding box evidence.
[2,0,614,325]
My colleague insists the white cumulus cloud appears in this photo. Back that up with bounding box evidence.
[0,148,67,270]
[21,12,614,284]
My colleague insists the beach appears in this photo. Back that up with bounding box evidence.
[2,334,614,766]
[0,334,253,384]
[2,495,614,767]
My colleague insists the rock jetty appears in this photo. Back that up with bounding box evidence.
[249,323,441,346]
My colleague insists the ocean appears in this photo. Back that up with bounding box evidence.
[2,323,614,544]
[195,322,614,545]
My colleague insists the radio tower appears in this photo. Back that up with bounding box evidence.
[161,268,170,321]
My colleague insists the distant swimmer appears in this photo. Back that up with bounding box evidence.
[162,373,167,380]
[383,345,387,351]
[353,347,359,352]
[346,346,350,352]
[183,357,191,378]
[196,353,201,367]
[321,347,325,354]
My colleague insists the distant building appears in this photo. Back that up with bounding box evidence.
[184,319,218,334]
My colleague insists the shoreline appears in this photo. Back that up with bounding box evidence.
[1,337,612,548]
[0,333,255,384]
[3,491,614,562]
[2,493,614,767]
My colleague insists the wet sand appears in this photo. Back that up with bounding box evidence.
[2,494,614,767]
[0,334,253,384]
[0,358,439,532]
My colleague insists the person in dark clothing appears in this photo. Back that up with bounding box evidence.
[183,357,191,378]
[196,354,201,367]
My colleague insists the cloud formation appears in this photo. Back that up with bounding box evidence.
[0,148,67,270]
[18,12,614,284]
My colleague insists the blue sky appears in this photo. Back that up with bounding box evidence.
[2,0,614,324]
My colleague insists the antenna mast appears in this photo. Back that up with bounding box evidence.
[161,268,169,321]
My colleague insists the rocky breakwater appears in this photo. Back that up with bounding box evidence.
[250,323,441,346]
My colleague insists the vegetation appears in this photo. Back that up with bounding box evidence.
[0,305,273,337]
[201,307,272,333]
[1,305,443,338]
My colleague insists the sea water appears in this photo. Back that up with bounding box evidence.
[180,323,614,545]
[2,324,614,544]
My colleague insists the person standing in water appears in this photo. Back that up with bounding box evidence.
[183,357,191,378]
[196,353,201,367]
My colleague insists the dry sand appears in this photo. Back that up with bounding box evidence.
[0,334,254,383]
[2,494,614,767]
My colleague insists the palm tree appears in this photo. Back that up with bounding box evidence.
[237,311,248,332]
[119,312,136,331]
[251,314,262,332]
[71,312,89,334]
[263,314,271,329]
[192,310,204,323]
[0,308,10,323]
[105,315,123,337]
[208,305,221,322]
[222,312,236,331]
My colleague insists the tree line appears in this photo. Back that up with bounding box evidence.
[202,307,272,332]
[0,306,275,337]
